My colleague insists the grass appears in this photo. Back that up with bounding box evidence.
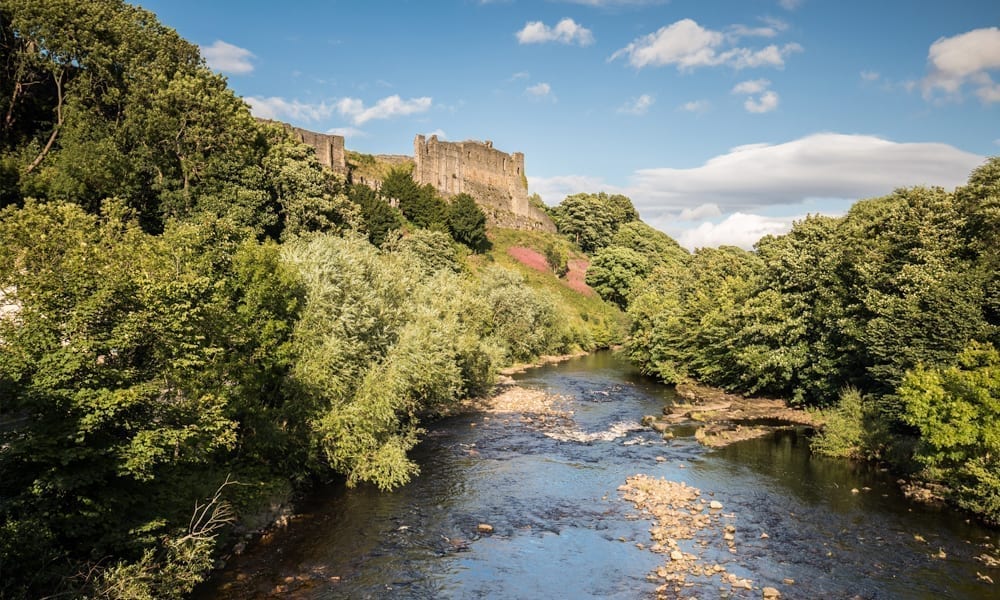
[472,227,627,349]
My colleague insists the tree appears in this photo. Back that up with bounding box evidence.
[585,246,650,310]
[901,342,1000,524]
[549,192,638,253]
[351,183,403,247]
[448,192,489,252]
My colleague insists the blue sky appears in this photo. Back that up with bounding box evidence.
[136,0,999,248]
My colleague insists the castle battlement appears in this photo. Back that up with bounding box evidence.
[413,135,553,231]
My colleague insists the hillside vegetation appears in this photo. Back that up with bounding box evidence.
[0,2,617,597]
[544,168,1000,527]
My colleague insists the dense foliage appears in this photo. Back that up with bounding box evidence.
[621,159,1000,524]
[0,2,605,596]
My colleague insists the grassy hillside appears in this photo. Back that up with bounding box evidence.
[473,227,627,351]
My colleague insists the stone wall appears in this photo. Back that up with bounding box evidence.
[287,126,347,176]
[261,119,347,175]
[413,135,555,232]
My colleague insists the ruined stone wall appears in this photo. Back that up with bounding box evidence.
[287,126,347,176]
[259,119,347,175]
[414,135,554,232]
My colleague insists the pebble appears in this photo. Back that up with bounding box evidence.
[477,523,494,534]
[670,550,685,561]
[763,586,781,598]
[709,501,723,510]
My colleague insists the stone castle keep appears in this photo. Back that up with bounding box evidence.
[280,122,554,232]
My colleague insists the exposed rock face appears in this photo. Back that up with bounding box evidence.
[413,135,555,232]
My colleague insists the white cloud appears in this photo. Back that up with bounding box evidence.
[745,90,780,113]
[619,94,654,115]
[509,71,530,81]
[336,95,433,125]
[527,174,619,205]
[535,133,982,250]
[517,18,594,46]
[922,27,1000,103]
[676,213,800,250]
[778,0,803,10]
[246,94,432,125]
[678,203,722,221]
[424,128,448,139]
[732,78,771,94]
[525,82,554,99]
[610,18,802,70]
[680,99,711,113]
[860,70,880,81]
[629,133,983,213]
[326,127,367,139]
[727,17,788,40]
[246,97,335,121]
[201,40,255,74]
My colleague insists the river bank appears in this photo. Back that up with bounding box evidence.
[640,379,823,448]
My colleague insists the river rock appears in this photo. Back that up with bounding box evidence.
[709,500,723,510]
[763,586,781,598]
[477,523,494,534]
[670,550,684,561]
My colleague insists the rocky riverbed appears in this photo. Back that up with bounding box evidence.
[643,381,823,448]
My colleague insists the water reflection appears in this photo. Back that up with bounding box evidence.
[199,352,997,599]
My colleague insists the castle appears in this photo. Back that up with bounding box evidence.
[277,122,554,232]
[413,135,553,231]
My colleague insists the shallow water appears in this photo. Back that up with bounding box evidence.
[199,352,998,599]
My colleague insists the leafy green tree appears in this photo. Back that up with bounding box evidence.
[350,182,403,246]
[901,342,1000,523]
[549,192,638,253]
[544,242,569,276]
[448,192,489,252]
[0,200,302,596]
[585,246,650,310]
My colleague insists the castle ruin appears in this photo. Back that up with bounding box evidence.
[286,125,347,176]
[272,121,554,232]
[413,135,554,232]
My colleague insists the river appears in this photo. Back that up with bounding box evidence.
[198,352,998,599]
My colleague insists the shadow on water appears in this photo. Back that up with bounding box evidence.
[198,351,998,599]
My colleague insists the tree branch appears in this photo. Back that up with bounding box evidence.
[24,69,65,174]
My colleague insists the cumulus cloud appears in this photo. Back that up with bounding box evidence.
[517,18,594,46]
[336,95,433,125]
[201,40,255,74]
[535,133,982,249]
[675,213,800,250]
[609,18,802,70]
[246,94,432,125]
[678,203,722,221]
[679,99,711,113]
[731,79,778,113]
[922,27,1000,103]
[528,174,619,205]
[629,133,983,212]
[860,70,880,81]
[778,0,803,9]
[525,82,555,99]
[745,90,780,113]
[732,78,771,95]
[424,128,448,139]
[619,94,654,115]
[246,97,335,121]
